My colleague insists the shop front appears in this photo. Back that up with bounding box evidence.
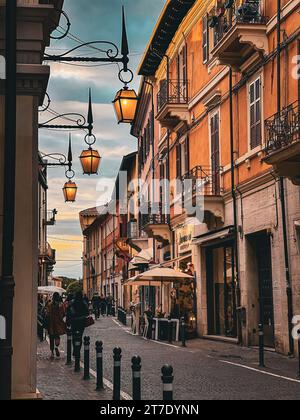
[172,223,197,338]
[193,226,238,340]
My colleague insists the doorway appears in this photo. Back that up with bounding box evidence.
[206,243,237,338]
[250,232,275,348]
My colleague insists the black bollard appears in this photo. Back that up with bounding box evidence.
[131,356,142,401]
[96,341,104,390]
[83,336,90,380]
[113,347,122,400]
[66,326,72,366]
[161,365,174,401]
[181,317,186,347]
[298,330,300,378]
[74,331,81,373]
[259,324,265,368]
[168,317,173,344]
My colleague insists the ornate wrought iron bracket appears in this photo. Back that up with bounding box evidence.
[44,7,130,74]
[38,89,94,135]
[40,136,75,180]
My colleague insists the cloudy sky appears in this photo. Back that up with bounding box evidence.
[41,0,165,279]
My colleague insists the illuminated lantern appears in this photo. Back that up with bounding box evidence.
[63,180,78,203]
[79,147,101,175]
[113,87,138,124]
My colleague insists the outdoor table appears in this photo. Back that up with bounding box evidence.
[153,318,180,342]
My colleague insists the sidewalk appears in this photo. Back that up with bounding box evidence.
[37,340,112,401]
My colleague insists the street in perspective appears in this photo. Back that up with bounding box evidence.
[1,0,300,405]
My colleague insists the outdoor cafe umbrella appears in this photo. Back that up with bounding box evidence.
[38,286,66,296]
[125,267,194,306]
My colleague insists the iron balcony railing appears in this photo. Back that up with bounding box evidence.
[212,0,267,48]
[140,213,169,231]
[181,166,223,197]
[157,79,189,114]
[265,101,300,154]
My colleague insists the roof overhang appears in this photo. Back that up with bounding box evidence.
[138,0,196,76]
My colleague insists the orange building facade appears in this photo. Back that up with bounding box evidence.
[132,0,300,354]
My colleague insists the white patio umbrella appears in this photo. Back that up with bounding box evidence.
[125,267,194,306]
[38,286,65,296]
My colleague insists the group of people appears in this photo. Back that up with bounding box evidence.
[39,291,90,359]
[91,293,115,319]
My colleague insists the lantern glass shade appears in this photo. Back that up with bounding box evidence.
[113,88,138,124]
[63,181,77,202]
[80,148,101,175]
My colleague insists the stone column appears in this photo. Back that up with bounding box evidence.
[0,0,63,399]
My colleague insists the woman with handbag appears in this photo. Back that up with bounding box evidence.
[46,292,66,359]
[67,291,91,356]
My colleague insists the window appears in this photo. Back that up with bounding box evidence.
[176,137,190,178]
[177,44,188,100]
[202,15,209,63]
[249,77,262,149]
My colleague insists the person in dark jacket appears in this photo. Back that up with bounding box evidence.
[46,292,66,359]
[91,293,101,319]
[67,291,89,355]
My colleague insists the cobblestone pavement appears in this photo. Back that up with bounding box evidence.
[37,340,111,400]
[77,317,300,401]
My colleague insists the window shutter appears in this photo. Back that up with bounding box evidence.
[176,144,182,178]
[249,77,262,149]
[202,15,209,63]
[185,136,190,173]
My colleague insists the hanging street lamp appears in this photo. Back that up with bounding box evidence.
[112,13,138,124]
[113,79,139,124]
[79,90,101,175]
[41,135,78,203]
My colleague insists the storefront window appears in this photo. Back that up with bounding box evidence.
[207,244,237,338]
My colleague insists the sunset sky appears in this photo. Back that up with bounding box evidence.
[41,0,165,279]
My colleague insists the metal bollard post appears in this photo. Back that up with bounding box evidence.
[83,336,90,380]
[131,356,142,400]
[259,324,265,368]
[66,326,72,366]
[161,365,174,401]
[168,316,172,344]
[74,331,81,373]
[181,317,186,347]
[298,330,300,378]
[113,347,122,400]
[96,341,104,390]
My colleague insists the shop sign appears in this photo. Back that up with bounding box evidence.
[176,224,194,255]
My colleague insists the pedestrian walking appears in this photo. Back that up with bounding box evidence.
[92,293,101,320]
[106,294,114,316]
[99,294,107,317]
[67,291,90,356]
[46,292,66,359]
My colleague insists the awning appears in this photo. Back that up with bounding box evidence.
[192,226,235,246]
[38,286,65,296]
[130,248,153,266]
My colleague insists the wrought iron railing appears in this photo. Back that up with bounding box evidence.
[212,0,267,48]
[140,213,169,230]
[265,101,300,154]
[157,79,189,114]
[182,166,223,197]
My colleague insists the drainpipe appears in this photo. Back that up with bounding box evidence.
[229,68,242,344]
[277,0,294,355]
[143,79,156,262]
[0,0,17,401]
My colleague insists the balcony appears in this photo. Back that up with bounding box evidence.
[182,166,225,223]
[39,242,56,272]
[156,80,190,129]
[264,102,300,184]
[210,1,268,70]
[141,214,171,246]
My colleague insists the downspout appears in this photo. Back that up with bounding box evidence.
[277,0,294,355]
[0,0,17,401]
[147,79,156,263]
[229,68,242,344]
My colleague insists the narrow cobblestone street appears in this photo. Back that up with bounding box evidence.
[37,317,300,401]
